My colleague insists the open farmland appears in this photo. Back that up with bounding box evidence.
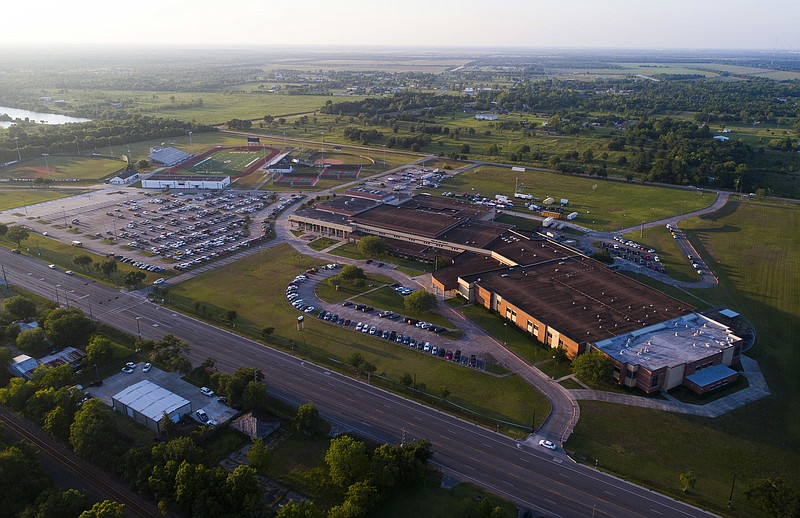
[434,165,712,231]
[569,198,800,516]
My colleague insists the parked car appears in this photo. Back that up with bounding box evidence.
[200,387,214,397]
[142,363,152,372]
[196,409,209,423]
[539,440,557,450]
[121,366,134,374]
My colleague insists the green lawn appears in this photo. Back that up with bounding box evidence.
[351,285,454,328]
[373,482,517,518]
[315,273,396,304]
[567,199,800,516]
[0,233,169,286]
[164,243,549,431]
[458,304,545,365]
[0,188,83,211]
[0,155,126,181]
[432,165,712,231]
[307,237,340,251]
[328,242,434,273]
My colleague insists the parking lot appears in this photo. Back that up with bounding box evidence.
[288,267,484,370]
[24,188,280,276]
[85,364,237,426]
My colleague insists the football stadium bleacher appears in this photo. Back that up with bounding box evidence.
[148,147,193,167]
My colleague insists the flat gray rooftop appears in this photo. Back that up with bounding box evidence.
[594,313,742,371]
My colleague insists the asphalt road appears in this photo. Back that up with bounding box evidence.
[0,249,718,518]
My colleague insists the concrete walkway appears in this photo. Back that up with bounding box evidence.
[570,355,770,418]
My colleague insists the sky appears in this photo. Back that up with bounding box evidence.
[3,0,799,50]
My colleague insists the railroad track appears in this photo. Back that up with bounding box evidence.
[0,408,162,518]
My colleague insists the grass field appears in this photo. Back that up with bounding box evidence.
[181,147,272,176]
[433,165,712,231]
[0,155,125,181]
[0,188,81,211]
[308,237,340,251]
[568,198,800,516]
[164,243,549,430]
[0,233,168,286]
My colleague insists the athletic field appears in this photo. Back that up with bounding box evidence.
[170,146,278,178]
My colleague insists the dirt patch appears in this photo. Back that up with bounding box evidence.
[313,158,344,166]
[3,166,52,178]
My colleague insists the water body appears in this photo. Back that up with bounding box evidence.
[0,105,90,128]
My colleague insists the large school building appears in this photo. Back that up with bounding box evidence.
[291,190,742,394]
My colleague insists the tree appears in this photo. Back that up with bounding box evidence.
[7,225,30,247]
[97,259,117,280]
[276,501,321,518]
[292,403,325,437]
[0,223,7,236]
[679,470,696,493]
[226,309,238,323]
[0,444,50,516]
[571,351,613,385]
[547,155,561,169]
[43,406,73,442]
[439,386,451,402]
[20,488,90,518]
[43,308,94,348]
[86,336,113,366]
[745,477,800,517]
[247,438,270,473]
[357,236,386,258]
[339,265,366,282]
[403,290,437,314]
[325,436,370,487]
[70,399,119,466]
[261,327,275,338]
[78,501,124,518]
[72,254,93,272]
[3,295,37,320]
[225,465,262,516]
[16,327,50,355]
[122,271,146,288]
[487,143,501,155]
[460,143,470,154]
[399,373,413,389]
[241,380,269,411]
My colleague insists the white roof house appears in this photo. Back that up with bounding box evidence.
[11,354,39,379]
[112,380,192,433]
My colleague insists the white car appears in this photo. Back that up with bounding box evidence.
[142,362,152,373]
[65,270,75,275]
[48,264,56,269]
[200,387,214,397]
[121,366,134,374]
[196,409,209,423]
[153,278,165,285]
[125,362,137,369]
[539,440,557,450]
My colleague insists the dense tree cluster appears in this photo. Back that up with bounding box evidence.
[0,115,214,164]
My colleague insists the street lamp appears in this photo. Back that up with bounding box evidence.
[503,322,508,345]
[136,316,142,339]
[551,355,556,380]
[42,153,50,174]
[188,131,193,152]
[14,136,21,161]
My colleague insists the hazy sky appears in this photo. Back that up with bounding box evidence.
[3,0,798,50]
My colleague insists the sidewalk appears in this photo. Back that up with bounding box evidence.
[570,354,770,418]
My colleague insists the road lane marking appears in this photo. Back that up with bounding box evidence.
[649,509,663,515]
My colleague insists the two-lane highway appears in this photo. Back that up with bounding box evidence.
[1,249,717,517]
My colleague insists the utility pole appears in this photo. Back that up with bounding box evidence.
[728,472,737,508]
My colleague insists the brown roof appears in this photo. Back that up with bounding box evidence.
[465,256,694,344]
[439,220,511,249]
[406,194,492,219]
[315,196,378,216]
[433,252,507,290]
[353,204,462,238]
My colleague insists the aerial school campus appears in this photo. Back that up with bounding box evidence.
[0,48,799,518]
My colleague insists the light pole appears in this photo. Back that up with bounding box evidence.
[42,153,50,174]
[188,131,193,153]
[136,316,142,339]
[75,137,81,156]
[503,322,508,345]
[551,355,556,380]
[54,284,61,305]
[62,205,68,227]
[14,136,21,161]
